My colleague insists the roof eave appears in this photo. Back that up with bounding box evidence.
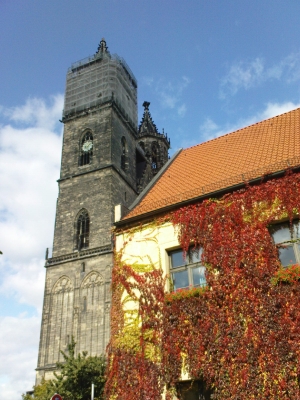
[115,166,299,228]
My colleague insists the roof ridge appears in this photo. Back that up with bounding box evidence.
[185,107,300,151]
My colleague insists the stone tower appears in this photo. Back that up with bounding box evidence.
[36,39,170,383]
[137,101,170,192]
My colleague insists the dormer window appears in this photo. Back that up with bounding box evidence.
[79,132,93,166]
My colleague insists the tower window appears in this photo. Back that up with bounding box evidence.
[121,136,128,171]
[79,132,93,166]
[151,142,159,170]
[76,210,90,251]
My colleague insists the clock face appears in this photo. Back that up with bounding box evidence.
[82,140,93,152]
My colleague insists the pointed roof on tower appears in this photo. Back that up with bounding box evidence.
[138,102,159,136]
[138,102,171,147]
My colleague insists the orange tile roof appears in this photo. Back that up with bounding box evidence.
[124,107,300,220]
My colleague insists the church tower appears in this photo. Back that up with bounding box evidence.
[137,101,170,192]
[36,39,170,383]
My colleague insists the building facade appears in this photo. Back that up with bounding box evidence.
[36,39,170,383]
[108,108,300,399]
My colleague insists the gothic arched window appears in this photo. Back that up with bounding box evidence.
[121,136,128,171]
[76,209,90,250]
[79,131,93,166]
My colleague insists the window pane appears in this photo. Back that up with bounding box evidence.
[172,270,189,290]
[293,221,300,239]
[192,266,206,287]
[190,248,202,264]
[271,223,291,244]
[278,245,296,266]
[297,243,300,259]
[171,249,185,268]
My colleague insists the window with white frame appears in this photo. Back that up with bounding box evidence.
[169,248,206,291]
[270,220,300,266]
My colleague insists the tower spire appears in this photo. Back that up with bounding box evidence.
[96,38,108,55]
[138,101,159,136]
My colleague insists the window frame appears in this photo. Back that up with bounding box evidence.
[270,220,300,267]
[169,247,206,291]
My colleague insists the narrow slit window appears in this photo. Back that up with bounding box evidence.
[121,136,128,171]
[151,142,159,170]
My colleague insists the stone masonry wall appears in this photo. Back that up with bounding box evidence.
[36,250,113,384]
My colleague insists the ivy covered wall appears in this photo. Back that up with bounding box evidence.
[106,171,300,400]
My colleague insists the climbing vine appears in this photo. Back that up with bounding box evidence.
[105,224,167,400]
[106,171,300,400]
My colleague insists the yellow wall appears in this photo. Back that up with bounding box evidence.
[115,220,179,285]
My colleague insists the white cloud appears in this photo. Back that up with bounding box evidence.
[143,75,190,117]
[0,316,40,398]
[220,52,300,98]
[259,101,300,119]
[220,58,264,98]
[4,95,63,130]
[0,95,63,399]
[199,101,300,143]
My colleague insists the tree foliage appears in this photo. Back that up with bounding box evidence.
[23,338,106,400]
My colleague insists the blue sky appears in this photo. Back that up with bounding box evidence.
[1,1,300,398]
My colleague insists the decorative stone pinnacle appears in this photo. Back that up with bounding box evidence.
[97,38,108,54]
[143,101,150,110]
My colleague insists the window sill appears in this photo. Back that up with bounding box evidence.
[165,286,207,304]
[271,263,300,285]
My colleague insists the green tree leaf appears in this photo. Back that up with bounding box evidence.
[23,338,106,400]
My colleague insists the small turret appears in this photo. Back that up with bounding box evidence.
[136,102,170,192]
